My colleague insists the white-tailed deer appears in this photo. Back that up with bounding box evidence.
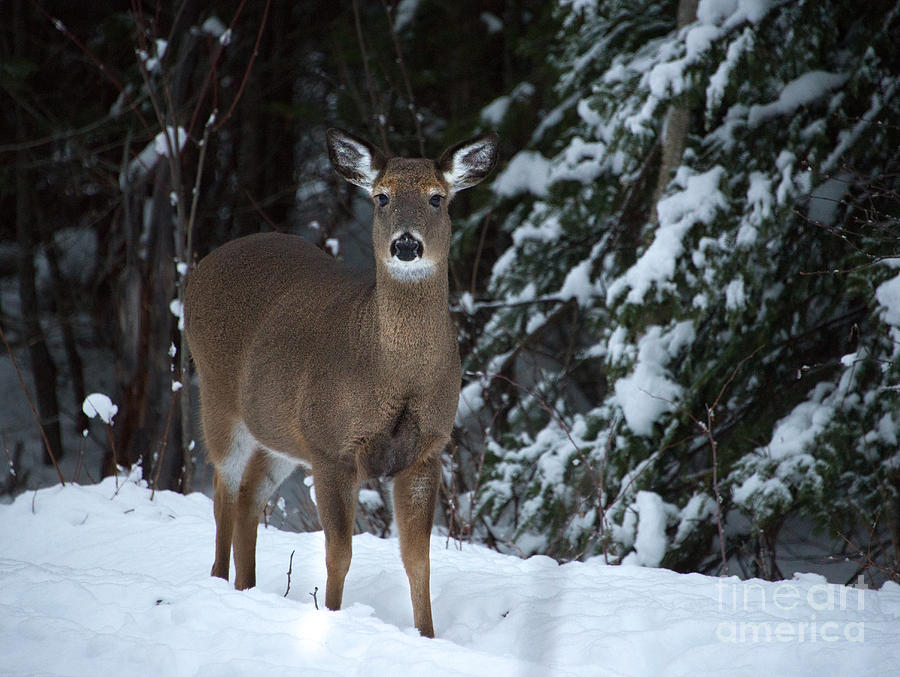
[184,128,498,637]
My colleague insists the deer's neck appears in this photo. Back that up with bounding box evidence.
[372,263,453,357]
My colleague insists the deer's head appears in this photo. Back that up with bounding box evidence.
[327,129,498,283]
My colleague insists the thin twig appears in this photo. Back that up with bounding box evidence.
[104,422,120,492]
[471,370,606,546]
[706,404,727,575]
[185,112,214,269]
[380,0,424,155]
[352,0,390,151]
[30,0,151,131]
[837,530,899,583]
[73,433,85,483]
[151,391,176,500]
[215,0,272,131]
[284,549,295,597]
[177,111,215,493]
[595,417,619,563]
[243,189,283,231]
[186,0,249,136]
[469,215,492,297]
[642,346,764,575]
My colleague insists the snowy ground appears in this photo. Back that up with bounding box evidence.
[2,475,899,676]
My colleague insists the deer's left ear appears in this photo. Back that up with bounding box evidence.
[438,133,499,196]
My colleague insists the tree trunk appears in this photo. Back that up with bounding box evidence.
[13,0,63,466]
[44,239,89,434]
[649,0,699,222]
[16,166,64,466]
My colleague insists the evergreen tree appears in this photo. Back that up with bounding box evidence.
[454,0,900,579]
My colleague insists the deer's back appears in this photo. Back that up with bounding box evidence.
[185,232,368,409]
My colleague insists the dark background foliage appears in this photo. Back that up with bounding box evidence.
[2,0,899,586]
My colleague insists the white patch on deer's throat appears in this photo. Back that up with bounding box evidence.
[385,257,436,282]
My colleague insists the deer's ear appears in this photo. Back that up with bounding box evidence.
[327,128,386,192]
[438,133,499,196]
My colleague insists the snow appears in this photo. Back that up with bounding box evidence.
[480,83,534,127]
[875,267,900,327]
[154,126,189,157]
[747,71,849,127]
[706,28,754,111]
[624,491,670,568]
[492,151,552,198]
[479,12,503,34]
[612,322,695,436]
[822,80,897,174]
[456,381,486,426]
[840,352,858,367]
[393,0,421,32]
[725,277,746,311]
[697,0,772,27]
[2,476,899,676]
[480,96,511,126]
[607,166,727,306]
[558,256,595,306]
[765,381,843,461]
[170,298,185,331]
[675,494,716,545]
[81,393,118,425]
[629,0,773,123]
[737,170,773,245]
[732,473,791,511]
[200,16,227,39]
[807,174,850,226]
[126,126,189,180]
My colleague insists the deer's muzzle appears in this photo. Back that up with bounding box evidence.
[390,232,424,261]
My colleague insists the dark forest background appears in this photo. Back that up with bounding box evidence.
[3,0,900,585]
[0,0,539,489]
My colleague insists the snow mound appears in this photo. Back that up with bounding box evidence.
[1,478,899,675]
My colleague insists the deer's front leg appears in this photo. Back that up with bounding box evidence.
[393,449,442,638]
[314,466,359,612]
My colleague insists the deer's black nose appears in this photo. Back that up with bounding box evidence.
[390,232,424,261]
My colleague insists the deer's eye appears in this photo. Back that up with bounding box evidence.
[429,194,443,208]
[375,193,389,207]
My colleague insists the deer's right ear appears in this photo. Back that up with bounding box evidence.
[327,128,386,192]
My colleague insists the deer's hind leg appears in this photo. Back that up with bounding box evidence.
[206,418,255,582]
[211,470,236,580]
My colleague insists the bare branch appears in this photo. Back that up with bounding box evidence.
[216,0,272,131]
[380,0,425,155]
[284,550,295,597]
[352,0,390,151]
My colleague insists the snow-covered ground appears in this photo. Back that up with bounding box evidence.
[1,474,899,676]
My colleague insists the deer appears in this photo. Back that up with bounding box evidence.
[184,128,498,638]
